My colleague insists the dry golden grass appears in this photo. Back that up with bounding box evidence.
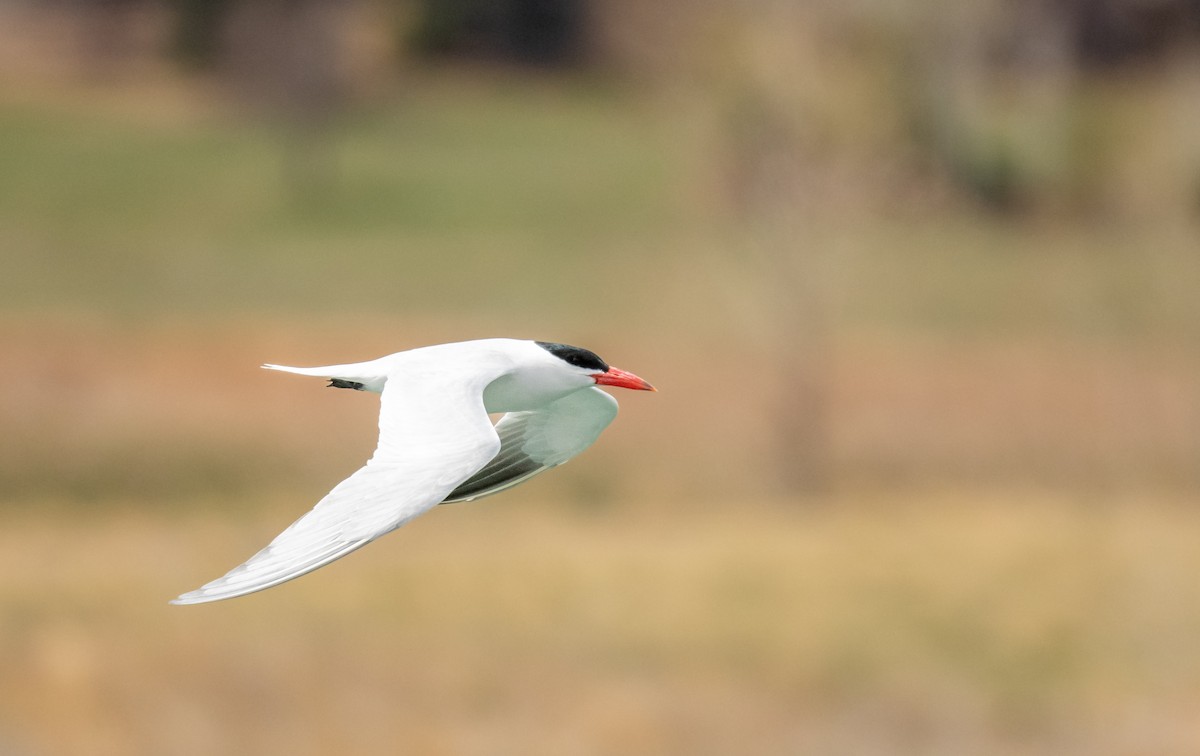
[1,313,1194,755]
[1,493,1198,755]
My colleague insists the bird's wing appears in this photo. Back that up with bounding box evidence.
[442,387,618,504]
[172,370,502,605]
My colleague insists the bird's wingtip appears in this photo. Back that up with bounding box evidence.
[170,580,235,605]
[171,588,239,606]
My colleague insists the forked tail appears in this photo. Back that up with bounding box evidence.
[262,360,389,393]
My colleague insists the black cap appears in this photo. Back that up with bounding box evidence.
[535,341,609,372]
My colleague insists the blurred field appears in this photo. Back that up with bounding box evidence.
[3,494,1200,755]
[3,81,1198,498]
[2,14,1200,753]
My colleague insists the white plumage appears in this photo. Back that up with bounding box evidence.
[172,338,653,605]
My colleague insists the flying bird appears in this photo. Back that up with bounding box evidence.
[172,338,655,605]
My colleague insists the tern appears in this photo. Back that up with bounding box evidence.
[172,338,655,605]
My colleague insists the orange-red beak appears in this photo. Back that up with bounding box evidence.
[593,366,656,392]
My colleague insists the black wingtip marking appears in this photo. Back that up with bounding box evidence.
[328,379,365,390]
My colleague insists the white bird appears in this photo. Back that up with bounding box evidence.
[172,338,655,605]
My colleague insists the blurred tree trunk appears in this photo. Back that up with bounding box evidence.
[709,5,837,495]
[221,0,352,201]
[406,0,589,66]
[77,0,152,76]
[759,238,833,494]
[170,0,236,70]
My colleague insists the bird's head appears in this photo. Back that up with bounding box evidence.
[535,341,656,392]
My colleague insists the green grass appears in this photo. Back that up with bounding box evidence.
[835,218,1200,343]
[0,82,678,317]
[3,78,1198,345]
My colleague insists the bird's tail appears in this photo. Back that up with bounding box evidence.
[263,360,390,393]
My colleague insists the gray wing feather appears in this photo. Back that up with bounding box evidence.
[442,387,619,504]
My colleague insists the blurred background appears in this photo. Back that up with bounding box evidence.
[2,0,1199,753]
